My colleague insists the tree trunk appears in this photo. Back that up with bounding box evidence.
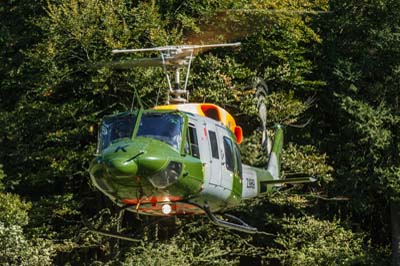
[392,202,400,266]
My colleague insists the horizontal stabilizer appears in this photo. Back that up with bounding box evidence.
[261,176,316,186]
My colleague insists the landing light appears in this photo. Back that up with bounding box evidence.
[161,204,172,215]
[148,161,182,188]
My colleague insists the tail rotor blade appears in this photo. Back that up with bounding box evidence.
[254,77,270,153]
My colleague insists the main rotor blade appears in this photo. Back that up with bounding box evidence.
[106,58,187,68]
[107,42,240,70]
[180,42,241,50]
[112,42,241,55]
[219,9,332,14]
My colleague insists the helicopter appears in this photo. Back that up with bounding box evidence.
[88,42,315,241]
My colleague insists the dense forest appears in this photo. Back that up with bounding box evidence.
[1,0,400,265]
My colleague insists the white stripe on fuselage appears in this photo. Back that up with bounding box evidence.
[267,152,279,180]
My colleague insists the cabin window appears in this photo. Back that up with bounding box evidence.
[209,130,219,159]
[223,136,235,172]
[188,125,200,158]
[234,144,243,178]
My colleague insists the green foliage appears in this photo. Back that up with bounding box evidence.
[269,216,383,265]
[282,143,333,183]
[340,96,395,151]
[0,165,5,191]
[240,193,390,265]
[0,193,31,227]
[239,131,265,166]
[0,223,55,266]
[314,0,400,257]
[376,167,400,202]
[0,1,44,110]
[122,238,237,266]
[266,91,311,126]
[240,132,333,184]
[191,55,253,108]
[0,188,55,265]
[28,194,81,240]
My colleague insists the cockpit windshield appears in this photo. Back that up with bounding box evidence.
[97,112,137,152]
[136,112,183,150]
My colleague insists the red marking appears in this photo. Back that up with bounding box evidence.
[121,197,203,216]
[151,196,157,206]
[204,127,207,137]
[234,126,243,144]
[121,195,183,205]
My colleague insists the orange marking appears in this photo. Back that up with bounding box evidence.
[200,104,221,121]
[154,103,240,143]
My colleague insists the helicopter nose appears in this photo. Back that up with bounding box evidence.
[106,156,180,189]
[108,157,138,177]
[96,138,182,189]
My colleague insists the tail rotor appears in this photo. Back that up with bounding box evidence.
[254,77,271,154]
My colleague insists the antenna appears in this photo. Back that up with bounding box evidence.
[111,42,241,104]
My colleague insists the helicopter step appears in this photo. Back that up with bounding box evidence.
[199,202,258,234]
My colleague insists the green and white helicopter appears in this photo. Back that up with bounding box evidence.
[88,43,314,240]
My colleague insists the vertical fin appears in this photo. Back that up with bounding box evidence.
[267,125,283,180]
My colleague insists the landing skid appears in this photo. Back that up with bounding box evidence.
[83,217,141,242]
[83,213,174,242]
[84,201,264,241]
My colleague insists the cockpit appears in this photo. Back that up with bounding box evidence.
[97,111,184,152]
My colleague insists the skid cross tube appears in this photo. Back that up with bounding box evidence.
[186,201,258,234]
[83,217,141,242]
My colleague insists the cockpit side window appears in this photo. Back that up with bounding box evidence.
[187,124,200,158]
[98,113,136,152]
[223,136,235,172]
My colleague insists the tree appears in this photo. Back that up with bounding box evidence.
[0,0,44,110]
[0,166,55,265]
[316,0,400,264]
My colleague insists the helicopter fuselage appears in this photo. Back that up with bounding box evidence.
[89,104,277,216]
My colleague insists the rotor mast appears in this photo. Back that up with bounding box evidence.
[112,42,240,104]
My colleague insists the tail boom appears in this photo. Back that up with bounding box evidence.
[241,124,284,198]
